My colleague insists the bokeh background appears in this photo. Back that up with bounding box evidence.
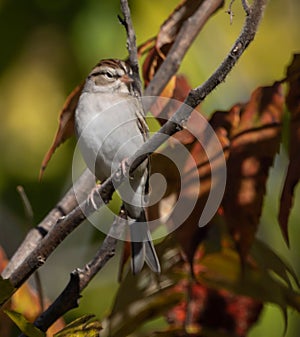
[0,0,300,335]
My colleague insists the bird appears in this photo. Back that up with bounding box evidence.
[74,58,160,274]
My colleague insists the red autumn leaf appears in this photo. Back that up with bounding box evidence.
[279,54,300,244]
[39,83,84,180]
[167,280,262,337]
[222,82,284,261]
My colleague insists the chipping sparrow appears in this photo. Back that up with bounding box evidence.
[75,59,160,274]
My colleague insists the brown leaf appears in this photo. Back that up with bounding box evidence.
[149,75,197,145]
[222,82,284,261]
[279,54,300,244]
[149,83,283,265]
[141,0,207,86]
[147,75,229,263]
[148,109,228,262]
[39,83,84,180]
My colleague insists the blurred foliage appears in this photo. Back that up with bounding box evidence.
[3,309,45,337]
[0,0,300,336]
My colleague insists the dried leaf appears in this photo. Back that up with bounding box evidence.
[222,82,284,261]
[141,0,207,86]
[279,53,300,244]
[150,75,198,145]
[145,74,212,263]
[148,108,229,262]
[39,83,84,180]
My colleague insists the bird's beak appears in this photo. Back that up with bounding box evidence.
[120,74,134,84]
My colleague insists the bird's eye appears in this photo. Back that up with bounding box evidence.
[104,71,114,79]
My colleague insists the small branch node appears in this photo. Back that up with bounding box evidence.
[117,14,126,26]
[241,0,251,15]
[232,41,243,56]
[36,256,46,267]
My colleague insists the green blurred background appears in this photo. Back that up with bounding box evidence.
[0,0,300,335]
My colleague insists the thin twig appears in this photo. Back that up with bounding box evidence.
[242,0,251,15]
[16,186,45,311]
[16,185,34,226]
[120,0,142,97]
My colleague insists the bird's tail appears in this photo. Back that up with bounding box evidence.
[129,216,161,274]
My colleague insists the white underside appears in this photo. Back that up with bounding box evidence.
[75,92,148,218]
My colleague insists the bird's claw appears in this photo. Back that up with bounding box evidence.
[88,183,102,210]
[115,158,133,181]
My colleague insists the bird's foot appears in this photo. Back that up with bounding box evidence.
[88,183,102,210]
[115,158,132,182]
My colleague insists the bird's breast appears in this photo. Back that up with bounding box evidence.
[75,93,146,181]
